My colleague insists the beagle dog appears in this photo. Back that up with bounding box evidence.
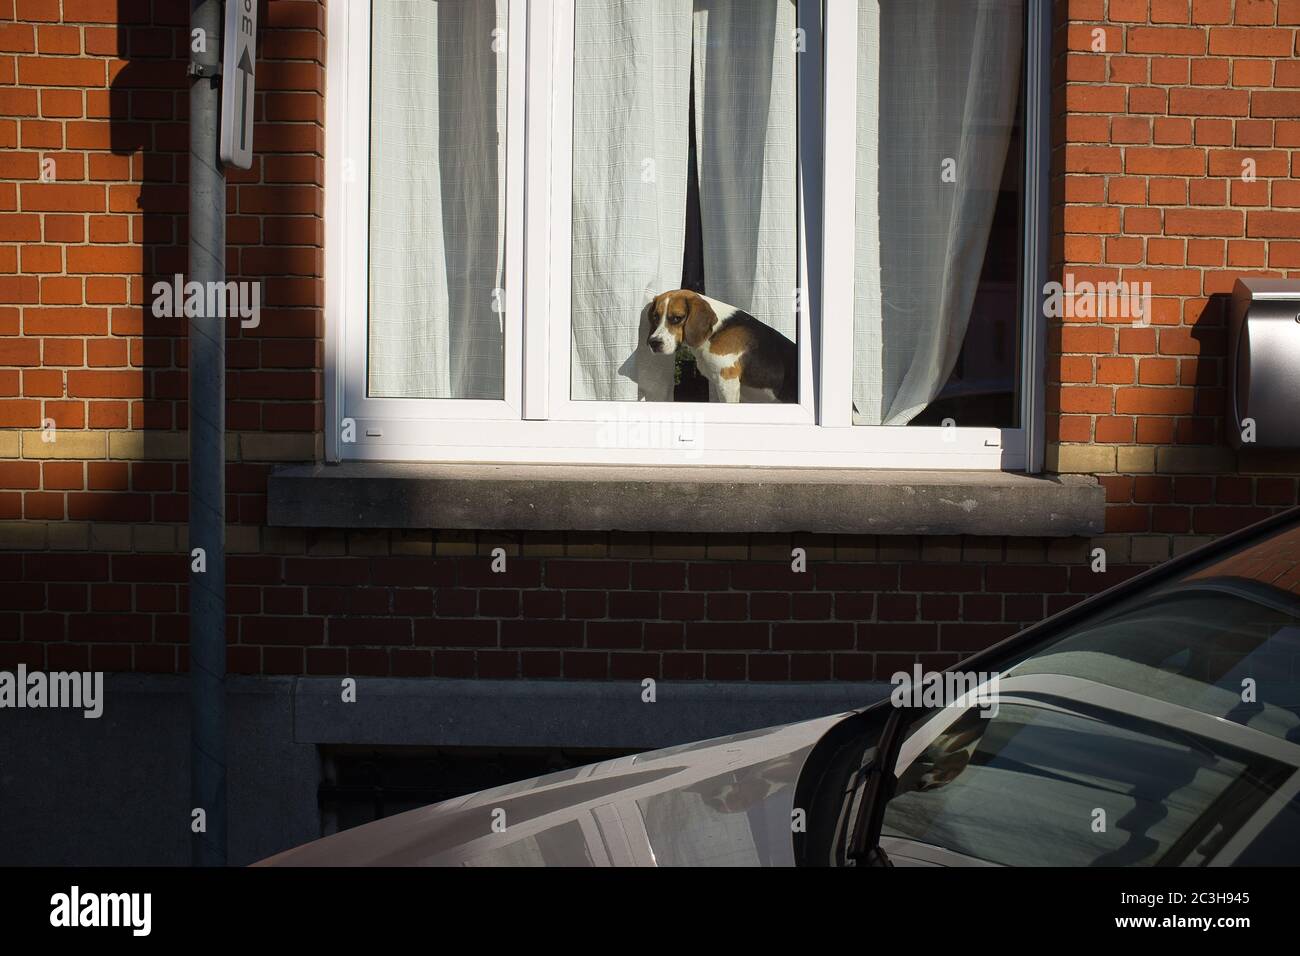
[647,289,797,404]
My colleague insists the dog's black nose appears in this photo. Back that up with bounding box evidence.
[648,340,662,353]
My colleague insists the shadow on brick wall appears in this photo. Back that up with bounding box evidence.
[1193,291,1231,449]
[106,2,290,536]
[101,3,290,664]
[107,2,197,525]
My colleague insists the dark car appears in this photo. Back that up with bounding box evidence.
[261,509,1300,866]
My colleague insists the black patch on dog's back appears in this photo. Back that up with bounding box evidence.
[716,310,798,403]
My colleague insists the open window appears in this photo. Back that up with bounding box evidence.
[326,0,1049,468]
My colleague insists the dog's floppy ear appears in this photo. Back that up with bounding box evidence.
[683,294,715,349]
[643,294,660,342]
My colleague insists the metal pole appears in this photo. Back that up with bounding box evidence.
[188,0,227,867]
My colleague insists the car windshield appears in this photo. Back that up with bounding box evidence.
[880,520,1300,866]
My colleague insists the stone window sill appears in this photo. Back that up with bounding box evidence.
[267,462,1103,537]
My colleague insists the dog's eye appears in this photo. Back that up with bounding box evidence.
[669,313,685,324]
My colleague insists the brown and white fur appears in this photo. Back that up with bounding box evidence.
[647,289,797,404]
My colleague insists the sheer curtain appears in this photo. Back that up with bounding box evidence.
[852,0,1024,425]
[570,0,797,402]
[571,0,693,402]
[368,0,508,399]
[692,0,798,340]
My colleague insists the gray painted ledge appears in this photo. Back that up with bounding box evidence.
[268,462,1104,537]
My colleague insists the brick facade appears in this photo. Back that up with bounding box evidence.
[0,0,1297,681]
[1051,0,1300,549]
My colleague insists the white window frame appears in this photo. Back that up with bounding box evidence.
[540,0,817,429]
[330,0,528,428]
[325,0,1049,470]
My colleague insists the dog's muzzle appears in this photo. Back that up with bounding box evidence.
[647,327,675,354]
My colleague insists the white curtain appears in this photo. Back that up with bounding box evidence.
[368,0,508,399]
[692,0,798,339]
[365,0,1020,413]
[852,1,883,423]
[852,0,1023,425]
[571,0,797,402]
[571,0,693,402]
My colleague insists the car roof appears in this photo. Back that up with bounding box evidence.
[944,506,1300,683]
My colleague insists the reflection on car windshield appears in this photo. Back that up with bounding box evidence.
[882,522,1300,866]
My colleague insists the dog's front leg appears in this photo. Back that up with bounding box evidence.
[716,374,741,404]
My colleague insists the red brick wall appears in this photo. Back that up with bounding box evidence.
[0,0,1296,680]
[0,0,324,521]
[1051,0,1300,547]
[0,534,1149,679]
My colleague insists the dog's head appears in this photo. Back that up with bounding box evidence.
[647,289,715,355]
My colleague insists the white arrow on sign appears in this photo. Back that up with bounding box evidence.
[219,0,258,170]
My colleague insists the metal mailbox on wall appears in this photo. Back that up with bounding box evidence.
[1229,278,1300,451]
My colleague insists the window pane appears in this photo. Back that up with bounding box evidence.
[853,0,1024,426]
[883,700,1286,866]
[571,0,800,404]
[367,0,508,400]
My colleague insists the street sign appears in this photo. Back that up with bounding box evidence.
[219,0,257,169]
